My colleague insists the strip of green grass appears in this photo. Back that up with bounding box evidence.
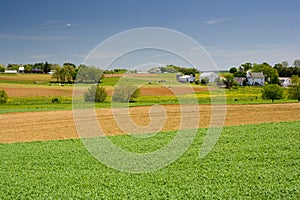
[0,121,299,199]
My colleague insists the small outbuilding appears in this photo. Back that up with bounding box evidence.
[279,78,291,87]
[177,75,195,83]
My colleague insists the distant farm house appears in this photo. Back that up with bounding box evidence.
[246,71,265,86]
[177,74,195,83]
[199,72,219,83]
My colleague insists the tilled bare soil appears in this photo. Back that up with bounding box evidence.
[1,103,299,143]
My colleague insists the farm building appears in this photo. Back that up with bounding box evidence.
[279,78,291,87]
[177,75,195,83]
[234,77,246,86]
[4,70,18,74]
[199,72,219,83]
[246,71,265,86]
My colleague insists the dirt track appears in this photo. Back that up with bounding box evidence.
[1,103,299,143]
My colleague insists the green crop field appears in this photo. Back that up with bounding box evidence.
[1,121,299,199]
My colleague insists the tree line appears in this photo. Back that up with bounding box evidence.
[229,60,300,79]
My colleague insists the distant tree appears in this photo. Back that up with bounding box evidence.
[252,62,279,84]
[0,90,8,104]
[84,85,107,102]
[43,62,51,73]
[233,71,246,77]
[240,62,253,71]
[229,67,237,74]
[23,64,33,73]
[63,64,76,83]
[32,62,45,73]
[282,61,289,68]
[223,73,234,88]
[112,84,140,102]
[262,84,283,102]
[76,65,104,83]
[288,75,300,101]
[160,65,179,73]
[294,59,300,68]
[0,64,5,72]
[7,64,21,70]
[51,65,63,82]
[200,77,209,85]
[63,62,76,68]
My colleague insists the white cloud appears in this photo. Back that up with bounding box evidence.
[65,23,72,27]
[43,20,61,26]
[204,18,229,25]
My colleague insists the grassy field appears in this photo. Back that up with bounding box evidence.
[0,121,299,199]
[0,73,298,114]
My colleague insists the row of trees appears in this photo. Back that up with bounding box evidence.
[52,64,104,83]
[2,62,59,74]
[148,65,199,76]
[230,60,300,79]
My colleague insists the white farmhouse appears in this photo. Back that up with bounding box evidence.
[199,72,219,83]
[178,75,195,83]
[246,71,265,86]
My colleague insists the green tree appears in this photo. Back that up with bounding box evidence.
[76,65,104,83]
[252,62,279,84]
[229,67,237,74]
[63,64,76,83]
[233,71,246,77]
[84,85,107,102]
[262,84,283,102]
[43,62,51,73]
[201,77,209,85]
[23,64,33,73]
[0,64,5,72]
[282,61,289,68]
[0,90,8,104]
[294,59,300,67]
[51,65,63,82]
[223,73,234,88]
[112,84,140,102]
[240,62,253,71]
[288,75,300,101]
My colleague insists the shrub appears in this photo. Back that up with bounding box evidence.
[84,85,107,102]
[112,84,140,102]
[51,97,60,104]
[262,84,283,102]
[0,90,8,104]
[200,78,209,85]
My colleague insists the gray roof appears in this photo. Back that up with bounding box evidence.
[248,72,264,79]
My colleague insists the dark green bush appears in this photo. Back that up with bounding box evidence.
[0,90,8,104]
[84,85,107,102]
[112,84,140,102]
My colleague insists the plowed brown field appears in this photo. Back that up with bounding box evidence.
[1,103,299,143]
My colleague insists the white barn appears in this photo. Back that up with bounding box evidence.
[199,72,219,83]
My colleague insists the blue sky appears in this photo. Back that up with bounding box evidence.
[0,0,300,70]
